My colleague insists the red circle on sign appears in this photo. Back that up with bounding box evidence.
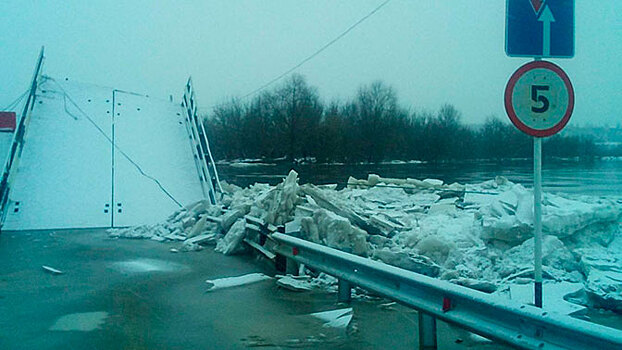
[504,60,574,138]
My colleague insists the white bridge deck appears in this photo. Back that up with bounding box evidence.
[3,77,205,230]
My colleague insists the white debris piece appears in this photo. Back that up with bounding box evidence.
[507,282,587,316]
[205,273,272,291]
[578,247,622,312]
[300,209,370,256]
[215,219,247,255]
[310,308,353,329]
[276,275,313,292]
[42,265,63,275]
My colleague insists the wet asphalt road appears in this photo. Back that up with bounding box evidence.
[0,229,507,350]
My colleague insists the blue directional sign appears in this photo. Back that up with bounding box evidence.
[506,0,574,58]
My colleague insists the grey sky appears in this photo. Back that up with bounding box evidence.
[1,1,620,126]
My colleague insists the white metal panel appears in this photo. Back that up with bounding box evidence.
[3,79,113,230]
[112,92,203,227]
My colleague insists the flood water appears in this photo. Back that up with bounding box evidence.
[218,158,622,197]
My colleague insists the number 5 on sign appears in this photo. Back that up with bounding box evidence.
[531,85,549,113]
[505,60,574,137]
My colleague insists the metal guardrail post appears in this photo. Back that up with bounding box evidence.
[338,279,352,303]
[285,257,298,276]
[418,313,437,350]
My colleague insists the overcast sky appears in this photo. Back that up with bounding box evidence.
[1,1,620,126]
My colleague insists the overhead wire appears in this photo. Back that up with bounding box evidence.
[27,1,394,207]
[47,77,183,208]
[2,89,29,111]
[204,0,393,112]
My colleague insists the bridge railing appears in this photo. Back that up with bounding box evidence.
[0,47,45,226]
[272,232,622,350]
[181,78,222,204]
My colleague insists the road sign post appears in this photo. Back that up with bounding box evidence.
[505,0,575,307]
[533,136,543,307]
[505,59,574,308]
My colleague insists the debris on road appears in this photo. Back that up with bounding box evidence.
[310,308,353,329]
[42,265,63,275]
[111,170,622,312]
[205,273,272,292]
[276,275,313,292]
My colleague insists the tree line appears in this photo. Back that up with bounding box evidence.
[204,74,597,163]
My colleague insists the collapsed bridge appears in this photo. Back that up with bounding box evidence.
[0,48,220,231]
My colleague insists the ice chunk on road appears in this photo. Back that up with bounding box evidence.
[310,308,353,329]
[205,273,272,291]
[508,282,586,316]
[373,248,441,277]
[276,275,313,292]
[579,249,622,312]
[215,219,247,255]
[300,208,370,256]
[42,265,63,275]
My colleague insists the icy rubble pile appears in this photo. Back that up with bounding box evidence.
[110,170,622,311]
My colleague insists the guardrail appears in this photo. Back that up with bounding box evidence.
[0,47,45,226]
[272,232,622,350]
[181,77,222,204]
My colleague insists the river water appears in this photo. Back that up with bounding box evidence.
[218,158,622,197]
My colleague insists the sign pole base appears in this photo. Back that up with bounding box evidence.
[535,281,543,308]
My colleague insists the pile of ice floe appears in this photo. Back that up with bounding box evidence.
[109,170,622,312]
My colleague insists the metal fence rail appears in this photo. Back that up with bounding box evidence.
[0,47,45,226]
[272,232,622,350]
[181,77,221,204]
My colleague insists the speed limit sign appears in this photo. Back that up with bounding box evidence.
[504,60,574,137]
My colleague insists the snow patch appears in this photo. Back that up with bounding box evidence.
[49,312,108,332]
[110,258,184,273]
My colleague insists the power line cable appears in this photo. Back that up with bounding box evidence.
[207,0,393,111]
[2,89,29,111]
[47,77,183,208]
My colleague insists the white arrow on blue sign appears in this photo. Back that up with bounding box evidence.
[506,0,574,58]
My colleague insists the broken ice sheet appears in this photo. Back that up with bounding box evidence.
[276,275,313,292]
[310,308,353,329]
[205,272,272,291]
[111,173,622,312]
[42,265,63,275]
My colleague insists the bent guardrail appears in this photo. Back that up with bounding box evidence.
[272,232,622,350]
